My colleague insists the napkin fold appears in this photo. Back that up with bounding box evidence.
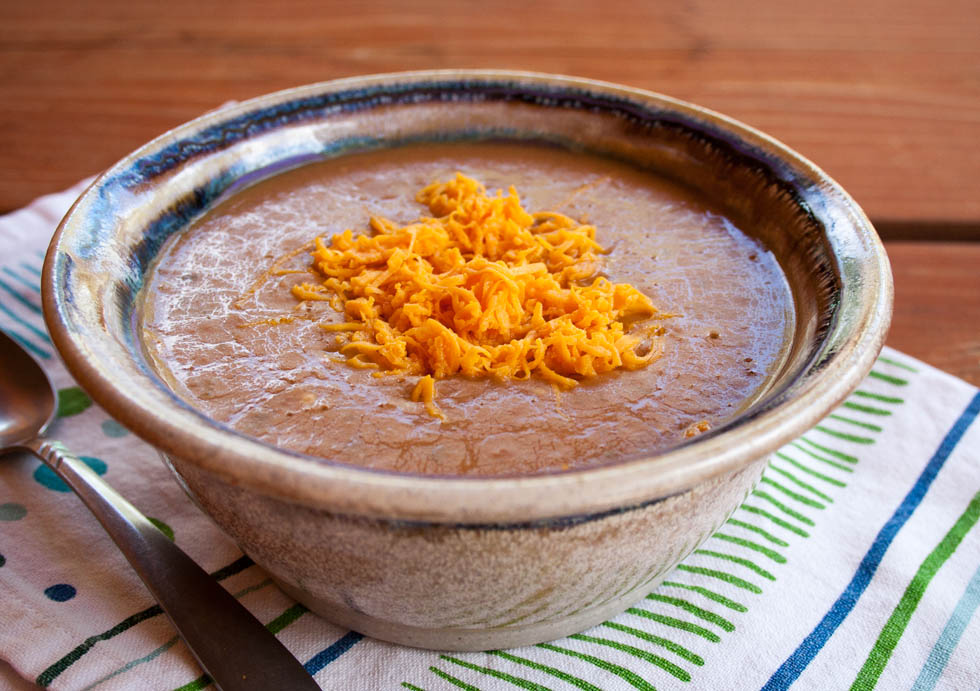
[1,180,978,691]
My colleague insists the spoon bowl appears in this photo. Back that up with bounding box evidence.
[0,329,318,691]
[0,331,54,445]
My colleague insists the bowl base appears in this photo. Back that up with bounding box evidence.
[275,574,668,651]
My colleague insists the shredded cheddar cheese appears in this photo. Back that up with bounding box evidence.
[684,419,711,438]
[292,173,668,418]
[410,374,445,420]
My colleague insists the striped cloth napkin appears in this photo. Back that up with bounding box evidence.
[1,180,979,691]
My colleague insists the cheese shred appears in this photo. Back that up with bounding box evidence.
[292,173,668,418]
[410,375,445,420]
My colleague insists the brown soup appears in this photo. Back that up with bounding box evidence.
[141,143,794,476]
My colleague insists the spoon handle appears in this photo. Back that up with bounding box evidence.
[25,437,321,691]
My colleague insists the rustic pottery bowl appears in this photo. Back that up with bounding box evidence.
[42,70,892,651]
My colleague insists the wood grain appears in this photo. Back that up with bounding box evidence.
[1,0,978,222]
[884,242,980,386]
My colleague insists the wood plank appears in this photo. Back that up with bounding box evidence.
[1,0,978,222]
[884,242,980,386]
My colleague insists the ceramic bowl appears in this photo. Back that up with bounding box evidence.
[42,70,892,650]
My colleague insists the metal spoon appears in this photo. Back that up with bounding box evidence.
[0,330,320,691]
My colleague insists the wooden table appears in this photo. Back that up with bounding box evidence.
[1,0,978,384]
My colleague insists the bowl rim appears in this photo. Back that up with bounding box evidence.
[42,69,893,524]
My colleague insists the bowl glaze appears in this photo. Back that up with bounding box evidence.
[42,70,892,650]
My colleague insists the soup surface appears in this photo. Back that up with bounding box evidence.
[142,143,793,475]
